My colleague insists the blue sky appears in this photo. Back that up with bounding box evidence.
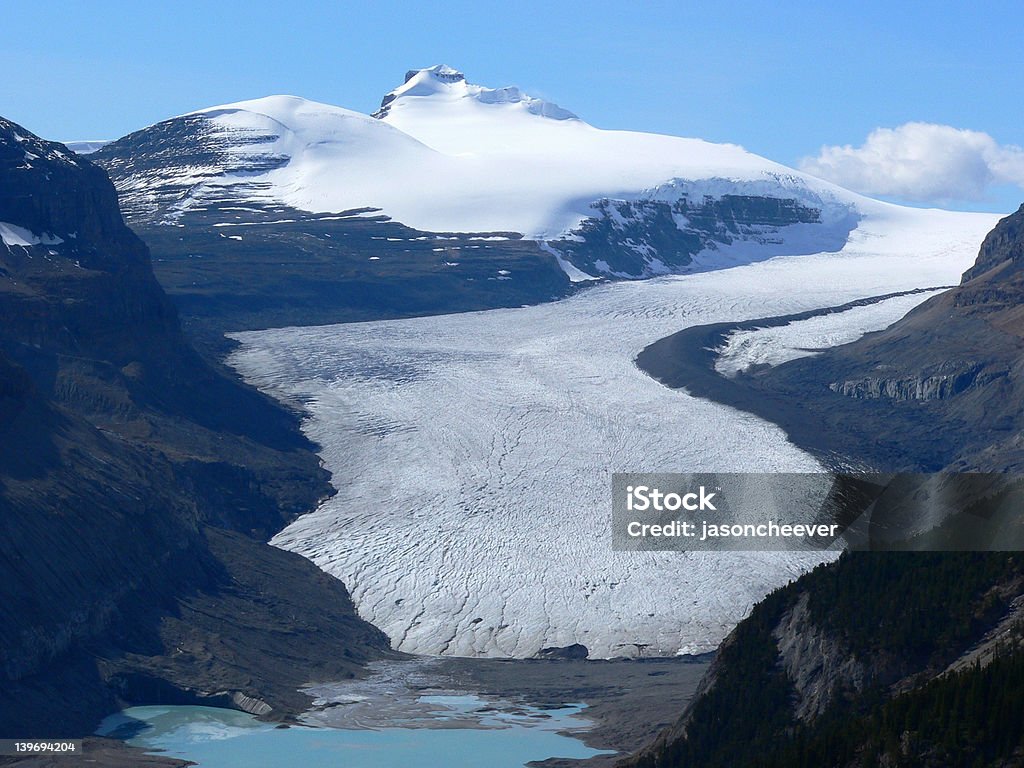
[4,0,1023,211]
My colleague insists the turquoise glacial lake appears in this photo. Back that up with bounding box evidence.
[96,695,612,768]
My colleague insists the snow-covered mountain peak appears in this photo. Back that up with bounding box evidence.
[373,65,578,123]
[95,83,871,247]
[403,64,467,88]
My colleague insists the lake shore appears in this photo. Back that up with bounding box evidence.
[0,654,710,768]
[434,656,712,767]
[302,655,712,767]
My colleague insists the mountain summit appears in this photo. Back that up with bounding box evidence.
[373,64,578,122]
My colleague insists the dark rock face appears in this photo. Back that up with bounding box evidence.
[962,203,1024,282]
[551,193,848,278]
[0,117,177,353]
[1,120,140,258]
[0,117,393,738]
[535,643,590,660]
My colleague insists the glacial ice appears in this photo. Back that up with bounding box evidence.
[228,206,999,658]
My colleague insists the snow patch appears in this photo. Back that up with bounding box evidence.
[539,242,600,283]
[0,222,64,247]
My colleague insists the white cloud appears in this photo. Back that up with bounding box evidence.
[799,122,1024,203]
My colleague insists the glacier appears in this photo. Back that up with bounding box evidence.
[227,205,999,659]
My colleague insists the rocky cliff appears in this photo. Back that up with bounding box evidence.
[0,116,393,739]
[547,188,850,279]
[625,552,1024,768]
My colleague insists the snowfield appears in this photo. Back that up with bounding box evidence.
[227,206,999,659]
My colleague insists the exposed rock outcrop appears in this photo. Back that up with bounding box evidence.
[550,190,852,278]
[772,593,867,722]
[827,360,991,402]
